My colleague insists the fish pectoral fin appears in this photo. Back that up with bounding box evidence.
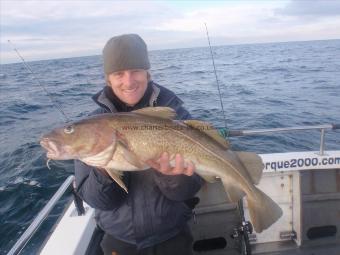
[221,180,246,203]
[117,139,146,169]
[132,107,176,119]
[81,131,118,167]
[184,120,229,149]
[104,168,128,193]
[235,151,264,185]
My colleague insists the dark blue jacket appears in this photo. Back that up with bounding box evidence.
[74,81,204,249]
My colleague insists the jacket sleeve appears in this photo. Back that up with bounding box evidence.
[74,160,127,211]
[166,96,191,120]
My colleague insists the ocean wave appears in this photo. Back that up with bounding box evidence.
[71,73,86,78]
[6,102,44,114]
[260,67,290,72]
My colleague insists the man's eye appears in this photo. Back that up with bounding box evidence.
[132,69,143,74]
[64,125,74,134]
[114,72,124,77]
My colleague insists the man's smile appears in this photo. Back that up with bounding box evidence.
[122,87,138,94]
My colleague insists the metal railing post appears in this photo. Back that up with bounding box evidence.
[319,129,325,156]
[7,175,75,255]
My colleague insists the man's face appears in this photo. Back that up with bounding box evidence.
[107,69,148,106]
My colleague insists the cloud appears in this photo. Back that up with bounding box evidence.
[151,1,340,45]
[3,0,169,22]
[276,0,340,16]
[154,2,283,33]
[2,0,178,43]
[1,1,179,63]
[1,0,340,64]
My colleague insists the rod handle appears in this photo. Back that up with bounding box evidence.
[227,130,244,137]
[332,124,340,130]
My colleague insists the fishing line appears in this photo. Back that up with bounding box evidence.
[8,40,70,123]
[8,40,71,170]
[204,24,229,138]
[204,25,254,251]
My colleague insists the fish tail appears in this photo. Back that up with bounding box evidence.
[246,187,283,233]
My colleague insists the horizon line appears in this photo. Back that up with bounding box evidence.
[1,37,339,66]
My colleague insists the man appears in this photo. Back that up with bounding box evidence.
[75,34,204,255]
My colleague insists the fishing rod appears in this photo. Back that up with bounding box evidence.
[7,40,70,123]
[204,23,229,139]
[204,24,252,255]
[8,40,72,170]
[8,41,86,214]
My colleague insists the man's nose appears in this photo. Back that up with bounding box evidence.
[122,71,134,86]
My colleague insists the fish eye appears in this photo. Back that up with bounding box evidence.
[64,125,74,134]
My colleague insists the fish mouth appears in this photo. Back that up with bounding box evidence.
[40,138,60,159]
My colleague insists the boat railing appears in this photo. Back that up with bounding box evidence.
[7,175,75,255]
[227,123,340,156]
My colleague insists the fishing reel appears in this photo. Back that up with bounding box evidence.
[231,220,253,255]
[231,199,253,255]
[231,220,253,239]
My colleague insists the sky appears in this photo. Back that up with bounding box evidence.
[1,0,340,64]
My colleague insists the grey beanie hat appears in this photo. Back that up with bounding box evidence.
[103,34,150,74]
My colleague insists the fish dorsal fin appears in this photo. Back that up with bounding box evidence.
[132,107,176,119]
[184,120,229,149]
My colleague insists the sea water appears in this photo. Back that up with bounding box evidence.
[0,39,339,254]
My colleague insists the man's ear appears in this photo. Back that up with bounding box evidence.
[105,74,112,87]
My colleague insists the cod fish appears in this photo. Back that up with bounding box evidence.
[40,107,282,232]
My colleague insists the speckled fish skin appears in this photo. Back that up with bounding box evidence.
[40,107,282,233]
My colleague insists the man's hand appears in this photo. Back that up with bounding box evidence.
[146,152,195,176]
